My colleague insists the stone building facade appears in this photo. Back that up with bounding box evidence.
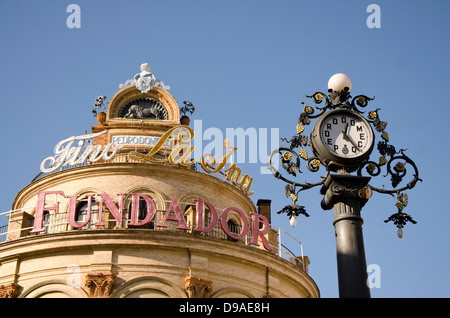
[0,65,319,298]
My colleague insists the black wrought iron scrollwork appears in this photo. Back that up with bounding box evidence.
[358,149,421,193]
[268,99,332,220]
[278,185,310,219]
[92,95,107,116]
[304,89,374,115]
[357,108,421,194]
[384,193,417,238]
[268,147,328,188]
[180,100,195,116]
[269,86,421,235]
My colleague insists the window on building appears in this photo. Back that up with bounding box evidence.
[42,211,51,234]
[75,201,90,229]
[74,199,98,230]
[127,197,154,229]
[227,219,240,242]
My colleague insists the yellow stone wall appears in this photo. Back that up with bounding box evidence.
[0,230,318,298]
[0,84,319,298]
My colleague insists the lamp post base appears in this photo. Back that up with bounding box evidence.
[321,174,372,298]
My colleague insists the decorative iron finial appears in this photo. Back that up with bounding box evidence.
[180,101,195,117]
[92,95,107,116]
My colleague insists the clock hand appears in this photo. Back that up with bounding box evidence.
[341,123,349,137]
[348,136,362,152]
[341,124,362,152]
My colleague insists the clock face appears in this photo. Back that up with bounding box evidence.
[319,112,373,159]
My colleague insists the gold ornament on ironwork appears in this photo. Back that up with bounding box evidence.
[311,159,320,168]
[290,193,298,203]
[394,162,405,172]
[282,152,292,162]
[304,105,314,114]
[396,201,405,211]
[368,111,378,119]
[313,93,324,103]
[357,96,366,105]
[366,162,376,173]
[299,147,308,160]
[296,124,305,135]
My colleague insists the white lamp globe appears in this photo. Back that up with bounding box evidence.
[397,227,404,239]
[289,215,297,227]
[328,73,352,92]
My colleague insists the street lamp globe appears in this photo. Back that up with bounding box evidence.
[328,73,352,92]
[289,215,297,227]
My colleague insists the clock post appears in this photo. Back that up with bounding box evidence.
[268,73,421,298]
[320,173,372,298]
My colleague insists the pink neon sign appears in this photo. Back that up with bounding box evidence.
[31,191,272,251]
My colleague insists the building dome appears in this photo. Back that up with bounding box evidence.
[0,64,319,298]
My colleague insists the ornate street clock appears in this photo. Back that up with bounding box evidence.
[310,109,374,170]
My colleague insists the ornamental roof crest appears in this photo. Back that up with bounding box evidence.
[119,63,170,93]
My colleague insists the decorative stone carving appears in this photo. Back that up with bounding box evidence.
[184,275,212,298]
[85,273,115,298]
[119,63,170,93]
[0,283,20,298]
[118,98,168,120]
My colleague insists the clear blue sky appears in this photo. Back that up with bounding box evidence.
[0,0,449,298]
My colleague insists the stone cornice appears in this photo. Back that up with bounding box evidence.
[0,229,319,297]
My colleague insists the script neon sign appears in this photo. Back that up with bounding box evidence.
[30,191,272,251]
[129,126,254,196]
[40,126,254,196]
[40,131,123,173]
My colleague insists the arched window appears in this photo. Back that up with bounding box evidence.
[74,197,98,230]
[181,204,193,231]
[123,188,166,229]
[127,196,154,229]
[179,195,210,233]
[75,201,90,229]
[42,211,51,234]
[226,219,240,242]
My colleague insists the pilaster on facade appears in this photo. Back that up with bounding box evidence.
[0,283,21,298]
[184,275,213,298]
[85,272,115,298]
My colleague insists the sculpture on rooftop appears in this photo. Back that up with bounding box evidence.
[119,63,170,93]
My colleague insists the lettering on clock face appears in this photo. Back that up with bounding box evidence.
[320,115,372,158]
